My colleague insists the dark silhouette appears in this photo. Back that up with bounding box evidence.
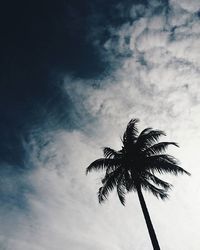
[86,119,190,250]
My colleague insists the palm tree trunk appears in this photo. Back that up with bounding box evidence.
[137,186,161,250]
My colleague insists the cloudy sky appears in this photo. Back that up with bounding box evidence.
[0,0,200,249]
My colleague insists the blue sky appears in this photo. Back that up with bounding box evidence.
[0,0,200,249]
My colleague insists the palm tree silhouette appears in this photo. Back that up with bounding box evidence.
[86,119,190,250]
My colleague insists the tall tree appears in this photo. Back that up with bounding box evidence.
[86,119,190,250]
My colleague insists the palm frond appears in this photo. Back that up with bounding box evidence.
[98,187,107,203]
[117,182,126,206]
[103,147,122,159]
[136,129,166,150]
[123,119,139,146]
[143,142,179,156]
[146,154,191,176]
[138,127,152,137]
[86,158,121,174]
[141,179,168,200]
[98,169,122,203]
[144,171,172,190]
[124,171,136,192]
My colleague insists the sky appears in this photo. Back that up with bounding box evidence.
[0,0,200,249]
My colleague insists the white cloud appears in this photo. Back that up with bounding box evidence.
[63,3,200,248]
[170,0,200,13]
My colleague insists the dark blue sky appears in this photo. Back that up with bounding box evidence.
[0,0,160,214]
[1,0,141,166]
[0,0,157,167]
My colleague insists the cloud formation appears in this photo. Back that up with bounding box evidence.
[1,1,200,249]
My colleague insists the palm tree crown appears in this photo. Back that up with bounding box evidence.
[86,119,190,205]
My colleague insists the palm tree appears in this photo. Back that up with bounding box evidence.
[86,119,190,250]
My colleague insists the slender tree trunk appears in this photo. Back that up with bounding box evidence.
[136,186,161,250]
